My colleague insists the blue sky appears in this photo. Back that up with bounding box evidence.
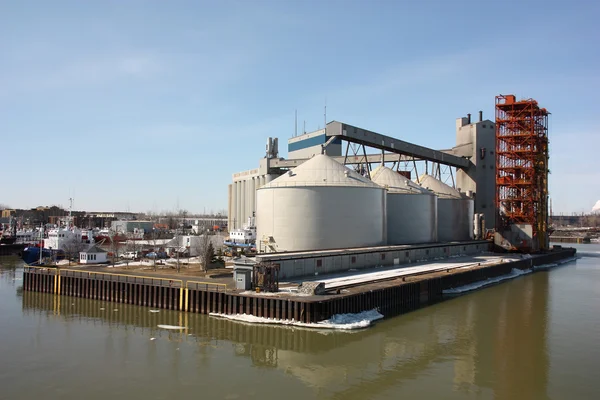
[1,0,598,215]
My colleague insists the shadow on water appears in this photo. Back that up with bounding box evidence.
[16,261,553,400]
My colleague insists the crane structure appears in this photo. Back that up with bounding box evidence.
[495,94,550,252]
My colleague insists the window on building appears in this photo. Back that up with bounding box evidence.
[316,259,322,267]
[351,256,356,264]
[381,254,385,260]
[405,251,409,257]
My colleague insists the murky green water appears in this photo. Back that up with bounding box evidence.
[1,246,599,400]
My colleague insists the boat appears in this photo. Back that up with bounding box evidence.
[21,245,65,266]
[225,216,256,248]
[20,210,94,265]
[93,229,126,243]
[93,228,144,244]
[0,236,16,245]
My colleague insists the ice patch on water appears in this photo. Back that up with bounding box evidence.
[578,251,600,258]
[210,309,384,330]
[157,324,187,330]
[443,268,531,295]
[149,309,160,313]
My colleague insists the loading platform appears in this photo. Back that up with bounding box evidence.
[21,247,575,324]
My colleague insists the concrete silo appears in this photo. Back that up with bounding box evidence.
[256,154,386,253]
[417,174,474,242]
[371,166,437,245]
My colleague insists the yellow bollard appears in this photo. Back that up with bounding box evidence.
[184,288,189,312]
[179,287,184,311]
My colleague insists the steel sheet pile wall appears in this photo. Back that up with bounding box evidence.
[22,248,575,323]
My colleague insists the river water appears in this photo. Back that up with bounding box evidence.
[1,245,599,400]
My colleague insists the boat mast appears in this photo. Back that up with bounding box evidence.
[69,197,73,228]
[38,224,44,265]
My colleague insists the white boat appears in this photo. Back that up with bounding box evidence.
[226,216,256,247]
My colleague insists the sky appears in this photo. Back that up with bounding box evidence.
[1,0,598,215]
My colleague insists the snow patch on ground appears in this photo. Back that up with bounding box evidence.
[210,309,384,330]
[443,268,531,295]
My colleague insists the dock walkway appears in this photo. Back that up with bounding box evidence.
[21,248,576,324]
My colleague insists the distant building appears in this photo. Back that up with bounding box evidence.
[111,220,154,234]
[1,209,15,218]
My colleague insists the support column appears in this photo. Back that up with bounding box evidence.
[241,180,247,227]
[228,184,234,233]
[235,181,241,230]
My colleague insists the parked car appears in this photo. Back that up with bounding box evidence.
[146,251,167,259]
[121,251,140,260]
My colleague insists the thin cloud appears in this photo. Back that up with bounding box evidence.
[1,54,162,93]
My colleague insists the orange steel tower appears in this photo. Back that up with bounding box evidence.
[495,95,549,252]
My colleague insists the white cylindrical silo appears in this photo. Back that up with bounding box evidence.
[256,154,386,252]
[371,166,437,244]
[416,174,474,242]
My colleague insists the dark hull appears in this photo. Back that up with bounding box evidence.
[0,236,17,245]
[21,247,65,266]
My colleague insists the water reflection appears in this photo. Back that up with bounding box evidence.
[19,268,551,399]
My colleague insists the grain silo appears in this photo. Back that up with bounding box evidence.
[417,174,474,242]
[256,154,386,253]
[371,166,437,245]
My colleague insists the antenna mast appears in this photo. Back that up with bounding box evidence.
[295,109,298,137]
[324,98,327,135]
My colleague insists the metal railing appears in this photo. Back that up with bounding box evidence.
[186,280,227,292]
[59,269,183,288]
[25,266,183,288]
[24,265,58,275]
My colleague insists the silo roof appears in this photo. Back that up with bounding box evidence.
[371,166,431,194]
[417,174,462,199]
[262,154,381,188]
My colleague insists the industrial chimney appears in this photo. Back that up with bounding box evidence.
[479,111,483,122]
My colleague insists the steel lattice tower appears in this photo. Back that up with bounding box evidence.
[495,95,549,251]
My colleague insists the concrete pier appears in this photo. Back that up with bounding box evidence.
[22,247,576,324]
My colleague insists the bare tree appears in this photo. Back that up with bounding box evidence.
[199,234,214,273]
[62,236,88,266]
[152,228,158,271]
[109,230,122,267]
